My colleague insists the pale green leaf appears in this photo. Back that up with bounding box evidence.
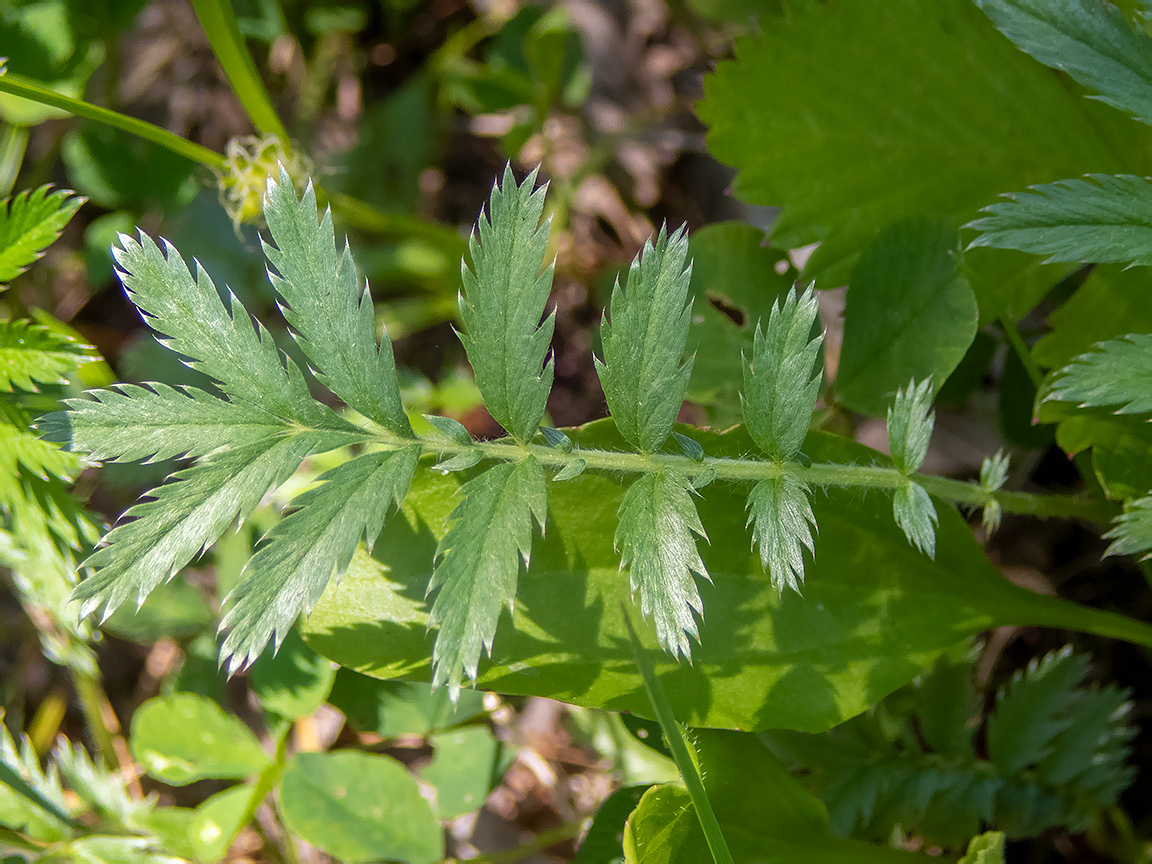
[1045,333,1152,414]
[1104,495,1152,558]
[72,434,323,623]
[433,449,483,472]
[615,469,708,660]
[112,231,333,428]
[219,445,419,673]
[0,319,93,391]
[746,474,816,594]
[837,217,977,416]
[0,720,73,838]
[959,832,1005,864]
[741,286,823,462]
[967,174,1152,264]
[552,457,585,481]
[888,378,935,475]
[893,481,937,558]
[0,417,81,482]
[597,225,694,453]
[980,450,1010,534]
[48,383,309,464]
[0,186,84,284]
[51,740,152,829]
[262,170,412,436]
[458,163,555,443]
[427,456,547,694]
[974,0,1152,126]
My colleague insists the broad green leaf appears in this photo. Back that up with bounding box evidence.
[916,653,979,759]
[327,671,485,737]
[1034,401,1152,498]
[0,186,83,284]
[303,420,1152,732]
[427,456,547,694]
[458,164,554,443]
[959,832,1005,864]
[837,218,976,417]
[624,729,931,863]
[130,693,268,785]
[112,231,333,428]
[698,0,1136,290]
[1105,495,1152,557]
[101,578,212,644]
[888,378,935,475]
[220,445,419,673]
[278,751,442,863]
[73,434,322,623]
[251,628,336,720]
[190,785,253,863]
[48,382,307,464]
[262,171,412,437]
[741,286,823,462]
[1045,333,1152,414]
[967,175,1152,265]
[419,726,509,819]
[893,481,938,558]
[616,469,709,660]
[62,123,196,211]
[0,319,93,390]
[746,474,816,593]
[686,223,795,424]
[974,0,1152,126]
[575,785,651,863]
[597,225,694,453]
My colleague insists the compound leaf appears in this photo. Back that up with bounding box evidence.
[427,456,547,695]
[597,225,694,453]
[0,320,94,391]
[219,445,420,673]
[1044,333,1152,414]
[72,434,323,623]
[1,414,82,482]
[457,164,555,443]
[1037,682,1135,796]
[967,174,1152,265]
[888,378,935,475]
[49,383,307,464]
[746,475,816,594]
[262,170,412,437]
[0,185,84,284]
[1105,495,1152,558]
[893,481,938,558]
[616,469,708,660]
[741,286,823,462]
[112,231,331,428]
[974,0,1152,127]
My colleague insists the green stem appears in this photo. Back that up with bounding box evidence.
[230,725,290,854]
[624,606,734,864]
[0,74,225,170]
[323,190,468,258]
[68,667,120,772]
[997,314,1044,389]
[443,822,584,863]
[356,426,1116,525]
[188,0,289,141]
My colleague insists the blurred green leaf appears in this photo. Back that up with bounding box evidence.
[62,124,197,211]
[251,628,336,720]
[419,726,511,819]
[328,670,485,737]
[101,578,213,644]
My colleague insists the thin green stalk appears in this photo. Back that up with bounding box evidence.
[230,725,290,855]
[0,74,225,170]
[69,667,120,772]
[624,606,734,864]
[997,315,1044,388]
[188,0,289,141]
[324,190,468,258]
[443,822,584,863]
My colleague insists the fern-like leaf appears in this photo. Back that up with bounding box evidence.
[427,457,547,695]
[974,0,1152,127]
[1104,495,1152,559]
[596,225,694,453]
[615,469,708,659]
[1044,333,1152,414]
[893,480,938,558]
[457,164,555,443]
[888,377,934,475]
[0,186,84,284]
[741,285,824,463]
[0,320,94,391]
[1036,684,1135,799]
[72,435,323,623]
[219,445,420,673]
[262,170,412,437]
[746,474,816,593]
[966,174,1152,264]
[0,411,82,482]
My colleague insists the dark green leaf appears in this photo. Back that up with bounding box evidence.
[1105,495,1152,558]
[263,171,412,436]
[837,218,976,417]
[1045,333,1152,414]
[427,457,547,694]
[974,0,1152,126]
[328,671,485,737]
[458,164,554,443]
[746,475,816,593]
[574,785,651,864]
[101,579,212,644]
[597,225,694,453]
[251,628,337,720]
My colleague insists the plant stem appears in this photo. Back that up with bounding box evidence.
[188,0,289,141]
[0,74,226,170]
[624,606,734,864]
[323,190,467,258]
[443,822,584,863]
[68,667,122,772]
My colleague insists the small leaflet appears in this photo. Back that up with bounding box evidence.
[893,479,938,558]
[540,425,574,452]
[746,474,816,593]
[552,457,585,482]
[673,431,705,462]
[888,377,935,475]
[433,449,484,473]
[423,414,472,445]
